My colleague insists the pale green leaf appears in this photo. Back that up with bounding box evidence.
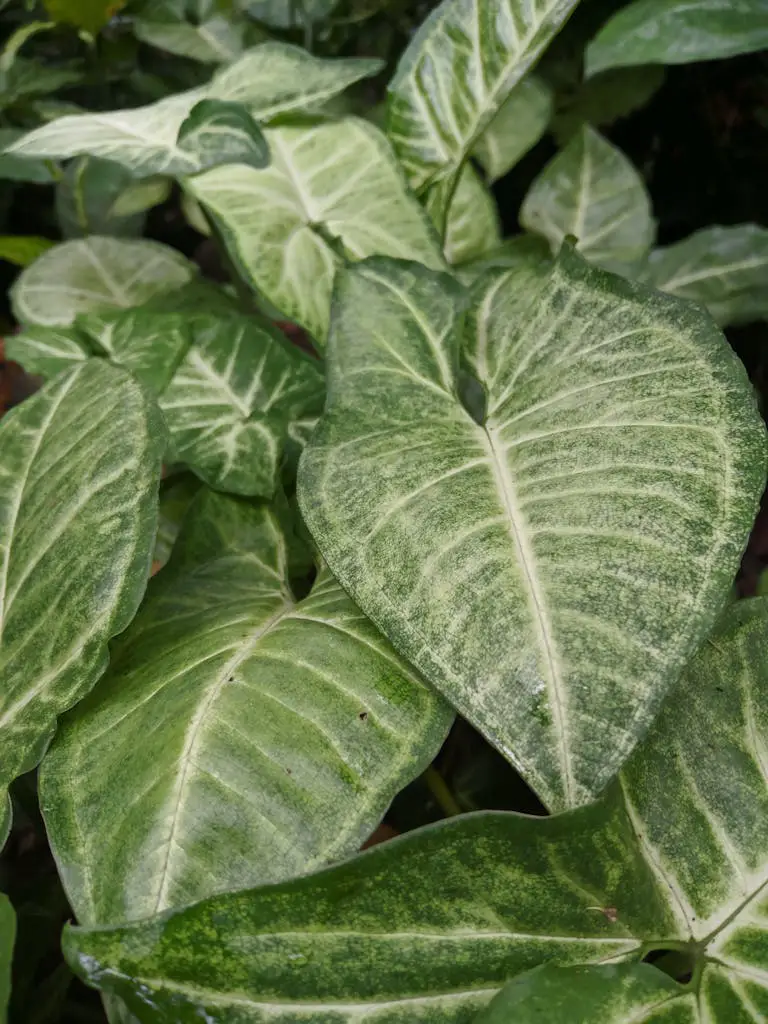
[5,325,90,378]
[108,177,172,219]
[386,0,580,216]
[437,163,501,265]
[0,129,55,184]
[158,316,325,496]
[11,236,196,327]
[474,964,693,1022]
[56,157,147,239]
[41,489,452,924]
[520,124,655,274]
[641,225,768,328]
[455,233,551,285]
[586,0,768,77]
[62,784,676,1021]
[473,76,553,184]
[0,894,14,1022]
[43,0,127,33]
[134,14,247,63]
[180,192,211,236]
[0,236,54,267]
[0,361,165,805]
[298,249,765,809]
[5,43,383,177]
[177,99,269,172]
[186,118,444,344]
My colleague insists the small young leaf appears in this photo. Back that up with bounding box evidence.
[41,490,452,923]
[586,0,768,77]
[10,236,195,327]
[474,963,691,1022]
[520,124,655,274]
[0,236,54,267]
[108,177,172,219]
[0,361,165,811]
[177,99,269,172]
[298,249,765,809]
[186,119,444,344]
[641,224,768,328]
[473,76,553,184]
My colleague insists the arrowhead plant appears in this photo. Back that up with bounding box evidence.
[0,0,767,1021]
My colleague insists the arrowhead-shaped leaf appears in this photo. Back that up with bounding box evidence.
[473,964,692,1022]
[0,361,165,807]
[520,124,655,274]
[177,99,269,172]
[298,249,765,809]
[5,43,382,177]
[10,237,195,327]
[41,489,452,924]
[387,0,580,220]
[473,76,553,184]
[62,784,675,1020]
[185,119,444,344]
[640,225,768,328]
[586,0,768,78]
[133,12,248,64]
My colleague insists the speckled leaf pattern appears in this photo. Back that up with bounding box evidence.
[455,233,551,286]
[641,225,768,328]
[586,0,768,77]
[186,119,444,344]
[298,249,765,810]
[620,599,768,1019]
[436,164,501,265]
[473,964,694,1022]
[5,325,90,378]
[0,894,14,1022]
[0,361,165,812]
[473,76,553,184]
[387,0,579,227]
[5,43,382,177]
[10,237,195,327]
[159,316,325,496]
[41,489,452,925]
[63,785,678,1021]
[177,100,270,173]
[520,125,655,274]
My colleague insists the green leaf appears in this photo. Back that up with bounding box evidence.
[41,488,452,924]
[640,225,768,328]
[473,964,692,1022]
[0,130,55,184]
[159,316,325,496]
[0,360,165,809]
[186,118,445,344]
[5,43,382,177]
[438,163,501,265]
[0,236,54,267]
[520,124,655,274]
[473,76,553,184]
[134,13,247,64]
[0,894,14,1022]
[5,325,90,378]
[56,157,147,239]
[298,249,765,810]
[11,236,196,327]
[63,781,677,1020]
[586,0,768,77]
[386,0,580,218]
[177,99,269,172]
[551,66,665,147]
[42,0,126,34]
[153,473,202,570]
[0,59,83,109]
[455,233,551,286]
[109,177,172,219]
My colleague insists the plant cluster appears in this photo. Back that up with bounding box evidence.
[1,0,768,1021]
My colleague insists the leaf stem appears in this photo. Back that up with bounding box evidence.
[424,766,462,817]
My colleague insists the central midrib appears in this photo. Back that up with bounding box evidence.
[153,598,293,911]
[481,425,572,804]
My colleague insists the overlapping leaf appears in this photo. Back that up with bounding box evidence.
[0,236,54,267]
[438,164,501,265]
[56,157,147,239]
[0,361,165,817]
[473,76,553,184]
[520,124,655,274]
[177,100,269,173]
[640,224,768,328]
[5,43,382,177]
[41,489,452,925]
[186,118,444,343]
[387,0,580,225]
[134,4,250,64]
[586,0,768,77]
[10,237,195,327]
[298,249,765,809]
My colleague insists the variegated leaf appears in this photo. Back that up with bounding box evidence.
[10,236,195,327]
[298,249,765,810]
[473,75,553,184]
[40,490,452,924]
[5,43,382,177]
[56,157,147,239]
[5,325,90,378]
[185,118,444,344]
[177,100,269,172]
[520,124,655,274]
[437,163,501,265]
[134,13,248,64]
